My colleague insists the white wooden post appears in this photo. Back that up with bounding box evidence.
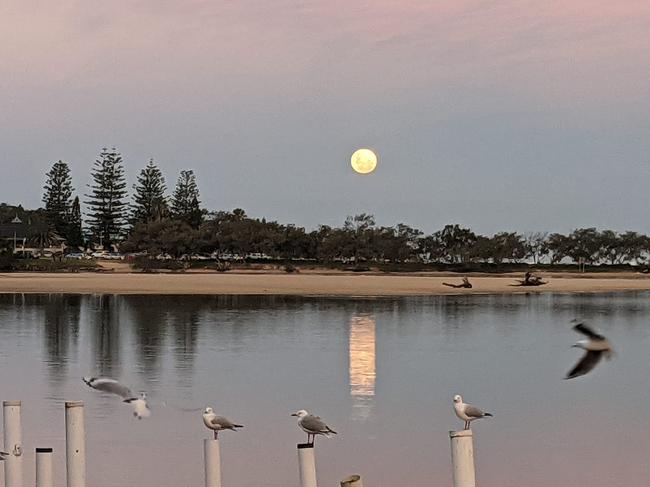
[297,444,317,487]
[35,448,54,487]
[65,401,86,487]
[3,400,23,487]
[449,429,476,487]
[203,439,222,487]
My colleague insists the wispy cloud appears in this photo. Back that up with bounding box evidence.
[2,0,648,104]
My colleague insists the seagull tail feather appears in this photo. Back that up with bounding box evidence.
[483,413,493,417]
[564,370,583,380]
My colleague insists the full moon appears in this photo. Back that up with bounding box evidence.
[350,148,378,174]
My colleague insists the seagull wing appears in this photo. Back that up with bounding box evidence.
[464,405,486,418]
[573,323,605,341]
[300,415,332,434]
[212,416,243,429]
[565,350,603,379]
[84,378,133,399]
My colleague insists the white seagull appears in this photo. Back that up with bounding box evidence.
[124,392,151,420]
[82,377,133,399]
[291,409,337,445]
[453,395,493,430]
[565,321,613,380]
[202,407,244,439]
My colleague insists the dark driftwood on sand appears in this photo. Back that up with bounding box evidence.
[511,272,547,287]
[442,277,473,289]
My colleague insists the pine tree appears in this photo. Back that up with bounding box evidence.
[171,170,202,228]
[187,195,203,229]
[42,160,73,236]
[66,196,84,248]
[132,159,168,224]
[85,148,128,247]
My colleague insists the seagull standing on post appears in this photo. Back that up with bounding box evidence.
[291,410,337,445]
[202,407,244,439]
[453,395,493,430]
[565,321,613,379]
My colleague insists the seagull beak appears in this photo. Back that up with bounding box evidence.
[290,413,298,417]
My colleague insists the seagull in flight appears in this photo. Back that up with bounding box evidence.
[124,392,151,419]
[202,407,244,439]
[83,377,153,419]
[291,410,337,445]
[565,321,613,380]
[82,377,133,399]
[453,395,493,430]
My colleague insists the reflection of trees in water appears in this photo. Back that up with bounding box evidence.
[169,307,200,377]
[88,294,122,377]
[547,293,649,321]
[0,294,51,331]
[122,296,199,377]
[123,296,169,373]
[43,294,81,382]
[121,296,202,379]
[0,294,82,383]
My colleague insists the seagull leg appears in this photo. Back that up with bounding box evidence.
[214,431,218,440]
[464,421,469,430]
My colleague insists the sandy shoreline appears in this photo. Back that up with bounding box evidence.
[1,272,650,296]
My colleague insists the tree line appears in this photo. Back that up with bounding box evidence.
[7,149,650,266]
[39,149,202,248]
[126,216,648,266]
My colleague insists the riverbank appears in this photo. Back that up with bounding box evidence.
[1,271,650,295]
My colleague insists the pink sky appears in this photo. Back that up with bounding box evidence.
[2,1,647,100]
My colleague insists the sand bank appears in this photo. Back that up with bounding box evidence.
[1,272,650,296]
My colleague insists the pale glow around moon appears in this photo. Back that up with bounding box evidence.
[351,148,378,174]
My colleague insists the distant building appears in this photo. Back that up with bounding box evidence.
[0,216,66,255]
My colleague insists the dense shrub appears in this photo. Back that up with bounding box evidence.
[12,259,99,272]
[0,254,15,271]
[132,256,187,272]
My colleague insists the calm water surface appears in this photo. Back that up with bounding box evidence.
[1,293,649,487]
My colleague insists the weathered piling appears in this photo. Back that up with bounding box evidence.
[297,443,318,487]
[65,401,86,487]
[449,429,476,487]
[203,438,222,487]
[340,474,363,487]
[3,400,23,487]
[35,448,54,487]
